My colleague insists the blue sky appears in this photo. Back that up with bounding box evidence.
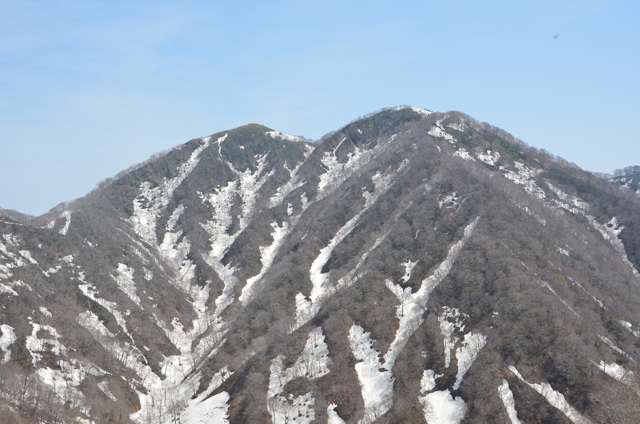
[1,0,638,216]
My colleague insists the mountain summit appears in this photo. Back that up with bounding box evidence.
[1,107,640,423]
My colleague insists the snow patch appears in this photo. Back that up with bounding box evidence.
[509,366,592,424]
[500,163,546,200]
[112,263,141,307]
[453,332,486,390]
[477,150,501,166]
[596,361,634,385]
[420,390,466,424]
[59,210,72,235]
[0,324,16,363]
[438,307,467,368]
[401,260,418,283]
[268,327,331,398]
[453,148,475,161]
[39,306,52,317]
[429,120,457,144]
[498,380,522,424]
[348,325,394,423]
[266,131,306,143]
[327,404,346,424]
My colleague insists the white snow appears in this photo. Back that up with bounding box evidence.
[268,327,331,398]
[543,182,638,277]
[509,366,592,424]
[266,131,307,143]
[294,168,403,329]
[595,361,635,385]
[428,120,457,144]
[182,392,230,424]
[394,106,432,116]
[327,404,346,424]
[26,321,67,366]
[348,325,394,423]
[112,263,141,307]
[453,148,475,162]
[19,250,38,265]
[500,163,546,200]
[420,370,442,392]
[98,381,118,402]
[453,332,486,390]
[59,210,72,235]
[0,324,16,363]
[498,380,522,424]
[619,320,640,337]
[239,219,293,305]
[267,328,330,424]
[131,135,212,245]
[0,284,18,296]
[268,392,316,424]
[438,307,467,368]
[401,260,418,283]
[420,390,467,424]
[598,335,634,362]
[477,150,501,166]
[39,306,52,318]
[439,192,460,210]
[539,281,581,318]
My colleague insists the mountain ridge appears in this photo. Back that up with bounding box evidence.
[1,106,640,423]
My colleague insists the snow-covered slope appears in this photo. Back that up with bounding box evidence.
[1,109,640,423]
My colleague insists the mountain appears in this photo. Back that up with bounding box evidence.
[1,107,640,424]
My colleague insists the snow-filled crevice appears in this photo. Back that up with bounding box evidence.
[384,217,480,371]
[498,380,522,424]
[267,327,331,424]
[538,281,581,318]
[453,332,487,390]
[346,218,479,422]
[111,263,141,308]
[438,307,466,368]
[544,181,639,278]
[294,168,407,330]
[348,325,394,424]
[509,366,592,424]
[58,210,72,235]
[595,361,635,385]
[239,217,297,305]
[200,142,275,312]
[0,324,16,364]
[598,335,635,362]
[316,133,401,202]
[620,320,640,337]
[500,163,546,200]
[268,142,314,209]
[131,136,213,246]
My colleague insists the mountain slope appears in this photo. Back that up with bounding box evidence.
[1,107,640,424]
